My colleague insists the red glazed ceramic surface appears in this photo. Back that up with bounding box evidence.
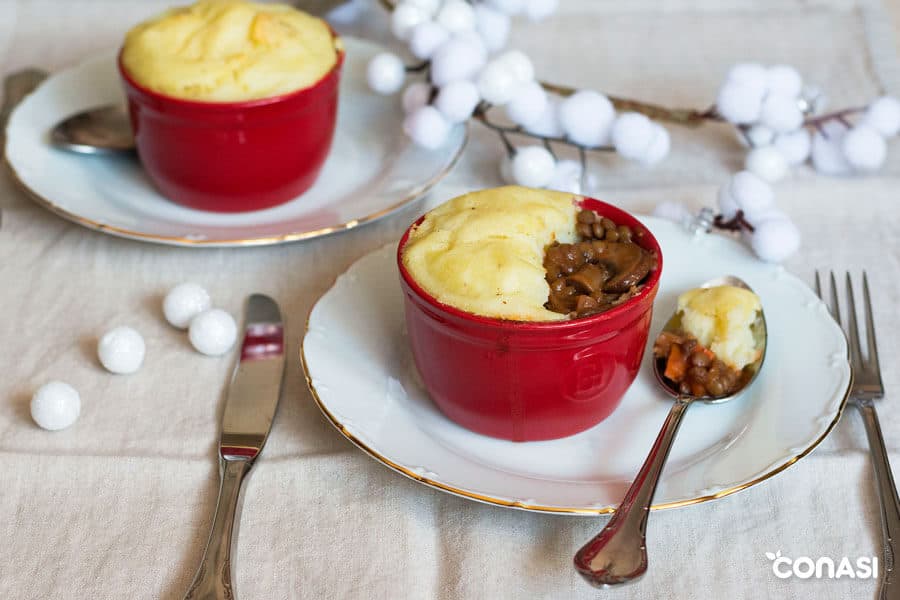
[397,198,663,442]
[118,48,344,213]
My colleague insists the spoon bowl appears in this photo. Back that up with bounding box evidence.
[573,275,767,587]
[50,105,135,155]
[654,275,767,404]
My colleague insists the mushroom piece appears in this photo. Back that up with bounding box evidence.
[567,263,609,295]
[594,241,653,293]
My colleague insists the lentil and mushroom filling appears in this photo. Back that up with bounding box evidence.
[652,331,749,398]
[543,209,658,318]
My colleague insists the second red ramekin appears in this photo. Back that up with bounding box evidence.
[118,46,344,213]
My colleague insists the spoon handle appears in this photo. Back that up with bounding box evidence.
[574,398,691,587]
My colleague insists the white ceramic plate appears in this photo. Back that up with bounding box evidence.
[4,37,466,247]
[302,217,851,514]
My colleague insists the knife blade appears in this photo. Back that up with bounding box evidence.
[184,294,286,600]
[221,294,285,461]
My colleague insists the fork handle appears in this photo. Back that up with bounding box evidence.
[184,458,252,600]
[858,400,900,600]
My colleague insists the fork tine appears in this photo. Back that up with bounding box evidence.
[862,271,880,371]
[814,270,822,299]
[845,273,863,371]
[829,271,841,325]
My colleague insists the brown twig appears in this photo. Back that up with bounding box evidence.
[540,82,721,128]
[713,210,755,233]
[471,105,615,152]
[802,106,867,136]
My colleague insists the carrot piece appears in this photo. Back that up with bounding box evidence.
[664,344,688,381]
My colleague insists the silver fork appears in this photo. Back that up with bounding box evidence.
[816,271,898,599]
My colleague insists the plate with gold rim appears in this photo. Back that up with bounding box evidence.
[4,36,466,247]
[301,217,851,514]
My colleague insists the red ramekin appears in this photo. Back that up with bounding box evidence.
[118,46,344,212]
[398,198,663,442]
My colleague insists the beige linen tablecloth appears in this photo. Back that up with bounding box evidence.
[3,1,900,598]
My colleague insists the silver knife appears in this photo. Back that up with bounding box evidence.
[184,294,286,600]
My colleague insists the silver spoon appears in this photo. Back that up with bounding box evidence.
[50,105,135,155]
[573,275,767,587]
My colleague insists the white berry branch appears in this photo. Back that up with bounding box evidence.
[358,0,900,263]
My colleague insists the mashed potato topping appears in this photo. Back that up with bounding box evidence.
[121,0,340,102]
[677,285,762,369]
[402,186,580,321]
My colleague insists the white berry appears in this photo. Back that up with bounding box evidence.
[486,0,525,15]
[498,50,535,84]
[367,53,405,95]
[612,112,667,166]
[773,129,812,165]
[863,96,900,137]
[505,81,548,127]
[559,90,615,147]
[841,124,887,171]
[524,0,559,21]
[31,381,80,431]
[403,105,452,149]
[98,326,146,375]
[435,80,480,123]
[391,3,429,40]
[751,215,801,263]
[436,0,476,33]
[547,159,583,194]
[525,98,562,137]
[766,64,803,97]
[431,35,487,87]
[409,21,450,60]
[652,200,693,226]
[725,62,768,89]
[474,4,511,52]
[811,123,853,175]
[716,81,765,125]
[745,124,775,147]
[641,124,670,166]
[759,93,803,133]
[477,59,519,105]
[189,309,238,357]
[729,171,775,221]
[511,146,556,188]
[611,113,654,160]
[745,145,789,182]
[163,282,212,329]
[402,82,432,114]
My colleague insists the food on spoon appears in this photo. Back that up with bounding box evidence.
[400,186,658,321]
[653,285,763,397]
[120,0,342,102]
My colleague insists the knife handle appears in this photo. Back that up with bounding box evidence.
[184,458,252,600]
